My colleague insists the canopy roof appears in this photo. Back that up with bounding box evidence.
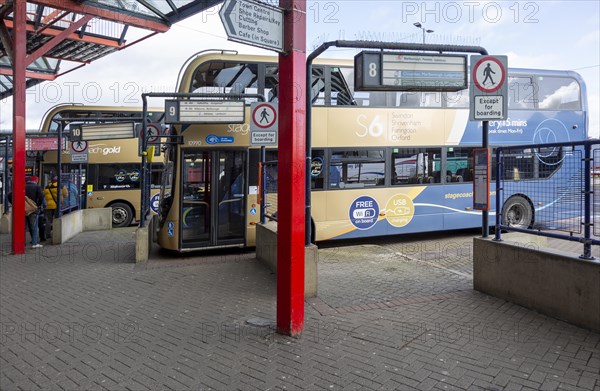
[0,0,222,99]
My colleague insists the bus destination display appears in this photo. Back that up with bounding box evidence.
[165,100,245,124]
[355,51,468,92]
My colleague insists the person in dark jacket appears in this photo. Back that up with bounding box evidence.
[9,175,45,248]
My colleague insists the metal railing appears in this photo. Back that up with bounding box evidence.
[259,159,278,223]
[58,172,81,213]
[494,139,599,259]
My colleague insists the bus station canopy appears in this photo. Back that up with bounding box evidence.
[0,0,222,99]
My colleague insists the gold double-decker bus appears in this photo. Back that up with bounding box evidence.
[41,104,164,227]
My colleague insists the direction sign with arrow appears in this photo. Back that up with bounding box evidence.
[219,0,284,53]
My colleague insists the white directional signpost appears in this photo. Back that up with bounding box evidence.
[250,102,278,146]
[469,55,508,121]
[219,0,284,53]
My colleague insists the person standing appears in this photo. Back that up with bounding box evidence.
[44,176,67,240]
[9,176,44,248]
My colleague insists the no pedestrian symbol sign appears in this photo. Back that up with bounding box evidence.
[145,124,161,144]
[250,102,278,146]
[70,140,88,163]
[469,55,508,121]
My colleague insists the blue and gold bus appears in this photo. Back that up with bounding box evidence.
[156,51,588,252]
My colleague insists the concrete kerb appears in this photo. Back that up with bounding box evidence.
[256,221,318,298]
[473,235,600,332]
[135,214,155,263]
[0,210,10,234]
[0,208,112,241]
[52,208,112,244]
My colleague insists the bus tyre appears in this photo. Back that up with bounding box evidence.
[502,196,533,229]
[111,202,133,228]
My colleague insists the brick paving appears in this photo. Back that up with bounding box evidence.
[1,228,599,390]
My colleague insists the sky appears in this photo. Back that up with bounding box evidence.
[1,0,599,138]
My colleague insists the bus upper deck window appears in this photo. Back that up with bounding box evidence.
[537,77,581,110]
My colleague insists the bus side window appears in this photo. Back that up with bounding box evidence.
[446,147,475,183]
[311,67,326,106]
[392,148,441,185]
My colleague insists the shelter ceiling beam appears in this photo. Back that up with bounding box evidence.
[2,19,125,47]
[26,13,92,65]
[0,17,13,62]
[27,0,170,32]
[0,2,13,19]
[0,67,56,80]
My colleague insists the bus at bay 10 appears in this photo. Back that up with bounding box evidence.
[40,104,164,227]
[156,51,588,252]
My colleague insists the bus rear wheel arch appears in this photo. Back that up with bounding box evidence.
[109,202,134,228]
[501,195,534,229]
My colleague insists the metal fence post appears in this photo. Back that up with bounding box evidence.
[581,141,593,260]
[494,148,502,241]
[140,97,148,226]
[260,146,266,225]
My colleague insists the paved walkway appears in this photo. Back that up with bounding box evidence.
[1,229,599,390]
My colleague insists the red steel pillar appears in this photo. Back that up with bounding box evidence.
[277,0,306,336]
[11,0,27,254]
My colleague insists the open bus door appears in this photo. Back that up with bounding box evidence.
[180,149,246,249]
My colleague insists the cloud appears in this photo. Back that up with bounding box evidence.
[576,29,600,49]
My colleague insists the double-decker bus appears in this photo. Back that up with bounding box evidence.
[156,51,588,252]
[41,104,164,227]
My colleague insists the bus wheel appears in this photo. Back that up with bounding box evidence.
[502,196,533,229]
[111,202,133,228]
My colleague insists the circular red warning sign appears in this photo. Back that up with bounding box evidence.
[252,103,277,129]
[71,140,88,153]
[145,124,161,143]
[473,57,506,93]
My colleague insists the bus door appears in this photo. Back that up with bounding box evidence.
[181,149,246,249]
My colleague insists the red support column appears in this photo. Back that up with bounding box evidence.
[277,0,306,336]
[11,0,27,254]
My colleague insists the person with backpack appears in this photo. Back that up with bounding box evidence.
[8,176,44,248]
[44,176,68,240]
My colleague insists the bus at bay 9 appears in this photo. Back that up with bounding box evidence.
[41,104,164,227]
[156,51,588,252]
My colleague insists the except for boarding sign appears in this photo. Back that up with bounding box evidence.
[469,55,508,121]
[250,102,278,146]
